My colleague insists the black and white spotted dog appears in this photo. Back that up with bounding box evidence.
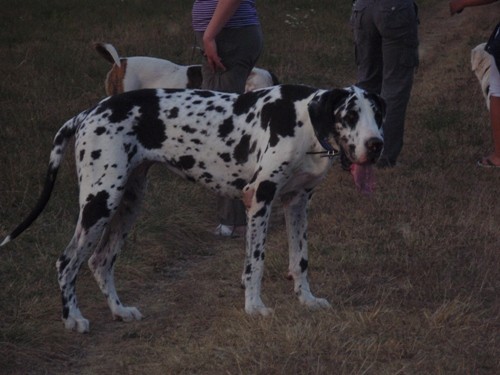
[1,84,384,333]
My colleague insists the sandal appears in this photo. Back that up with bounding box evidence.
[477,157,500,168]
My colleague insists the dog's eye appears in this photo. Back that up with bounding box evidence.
[343,110,359,128]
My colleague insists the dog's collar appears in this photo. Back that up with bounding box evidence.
[307,138,340,159]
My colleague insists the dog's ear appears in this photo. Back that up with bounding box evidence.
[308,88,349,140]
[364,91,386,125]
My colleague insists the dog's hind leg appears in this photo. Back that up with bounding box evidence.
[88,164,150,322]
[57,176,133,332]
[57,219,110,333]
[283,190,331,310]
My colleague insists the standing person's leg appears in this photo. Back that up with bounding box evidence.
[351,0,383,94]
[375,0,419,167]
[195,26,263,236]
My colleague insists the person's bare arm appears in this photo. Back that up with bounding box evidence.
[449,0,498,16]
[203,0,242,71]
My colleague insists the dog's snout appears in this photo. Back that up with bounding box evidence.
[366,137,384,159]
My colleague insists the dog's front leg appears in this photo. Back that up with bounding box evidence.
[283,190,331,310]
[241,186,274,316]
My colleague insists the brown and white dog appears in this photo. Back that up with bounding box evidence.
[94,42,279,95]
[471,42,491,110]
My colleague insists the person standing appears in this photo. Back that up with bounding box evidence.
[350,0,420,168]
[450,0,500,167]
[192,0,263,236]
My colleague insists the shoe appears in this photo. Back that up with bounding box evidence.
[214,224,246,237]
[477,157,500,168]
[214,224,234,237]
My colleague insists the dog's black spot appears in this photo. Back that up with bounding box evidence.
[256,180,277,204]
[81,190,111,231]
[261,99,296,146]
[281,84,317,102]
[62,298,69,319]
[182,125,197,133]
[231,178,247,190]
[167,107,179,119]
[133,101,167,149]
[213,106,225,113]
[177,155,196,170]
[233,134,251,164]
[194,90,216,98]
[94,127,106,136]
[186,66,203,89]
[109,254,117,272]
[299,258,308,273]
[54,121,77,146]
[245,112,255,123]
[218,117,234,138]
[91,150,101,160]
[127,144,138,163]
[233,89,271,115]
[201,172,213,182]
[95,90,168,149]
[58,255,70,274]
[245,264,252,274]
[219,153,231,162]
[254,206,268,218]
[79,150,85,162]
[258,86,316,147]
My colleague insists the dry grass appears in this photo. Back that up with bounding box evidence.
[1,0,499,374]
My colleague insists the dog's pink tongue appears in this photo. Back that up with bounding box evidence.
[350,164,375,195]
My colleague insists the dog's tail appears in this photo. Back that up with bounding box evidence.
[94,42,121,67]
[0,115,81,247]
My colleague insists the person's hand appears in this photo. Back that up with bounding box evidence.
[203,37,226,72]
[449,0,464,15]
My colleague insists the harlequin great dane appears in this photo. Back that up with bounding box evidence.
[1,84,384,333]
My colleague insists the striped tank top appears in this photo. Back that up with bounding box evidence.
[192,0,259,32]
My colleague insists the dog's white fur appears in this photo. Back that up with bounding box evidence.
[95,42,278,95]
[471,42,491,110]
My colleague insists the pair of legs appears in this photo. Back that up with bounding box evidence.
[350,0,419,167]
[479,54,500,166]
[195,26,263,233]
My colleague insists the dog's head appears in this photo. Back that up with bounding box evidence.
[308,85,385,165]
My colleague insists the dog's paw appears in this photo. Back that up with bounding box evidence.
[300,295,331,310]
[64,316,90,333]
[245,304,274,317]
[112,306,143,322]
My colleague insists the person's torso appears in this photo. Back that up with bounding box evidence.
[192,0,259,32]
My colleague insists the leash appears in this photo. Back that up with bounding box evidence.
[190,35,203,64]
[306,138,340,159]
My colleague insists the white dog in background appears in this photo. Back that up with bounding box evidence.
[94,42,279,95]
[471,42,491,110]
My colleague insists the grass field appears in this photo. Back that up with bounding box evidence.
[1,1,499,374]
